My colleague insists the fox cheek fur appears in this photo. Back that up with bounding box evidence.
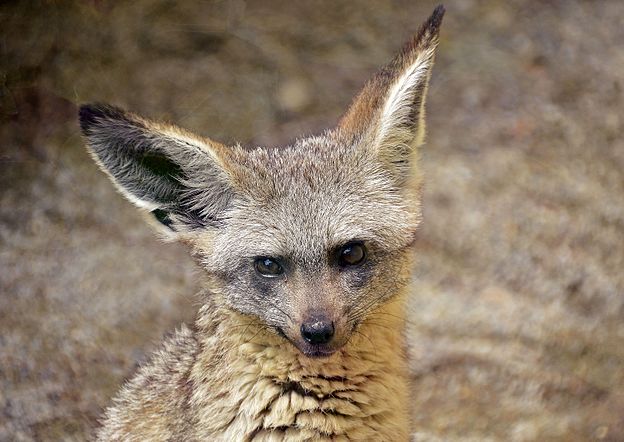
[80,5,444,440]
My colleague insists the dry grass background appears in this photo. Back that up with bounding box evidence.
[1,0,623,440]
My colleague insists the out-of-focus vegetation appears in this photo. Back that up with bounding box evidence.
[1,1,623,440]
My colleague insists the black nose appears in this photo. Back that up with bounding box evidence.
[300,319,335,345]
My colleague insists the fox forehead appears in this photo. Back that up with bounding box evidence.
[195,137,421,268]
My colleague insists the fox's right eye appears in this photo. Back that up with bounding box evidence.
[337,242,367,267]
[254,257,284,277]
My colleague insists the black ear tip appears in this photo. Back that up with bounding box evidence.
[412,4,445,47]
[79,103,127,135]
[78,104,98,134]
[428,4,446,31]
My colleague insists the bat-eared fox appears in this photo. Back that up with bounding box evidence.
[80,5,445,440]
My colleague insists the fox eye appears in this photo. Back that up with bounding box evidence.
[254,257,283,277]
[337,242,366,267]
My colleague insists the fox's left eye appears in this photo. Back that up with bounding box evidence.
[337,242,367,267]
[255,257,284,277]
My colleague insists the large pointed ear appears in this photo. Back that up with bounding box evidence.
[79,103,235,237]
[337,5,445,183]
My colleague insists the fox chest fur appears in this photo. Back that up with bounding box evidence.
[99,299,410,441]
[196,300,410,441]
[80,6,445,441]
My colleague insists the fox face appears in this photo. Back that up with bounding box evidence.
[193,135,422,357]
[80,6,443,358]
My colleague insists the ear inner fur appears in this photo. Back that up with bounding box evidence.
[79,103,238,234]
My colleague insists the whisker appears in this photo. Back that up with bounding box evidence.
[245,325,272,344]
[353,329,376,350]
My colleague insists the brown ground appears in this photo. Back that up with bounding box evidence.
[1,1,623,440]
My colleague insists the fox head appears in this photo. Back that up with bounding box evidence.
[79,6,444,358]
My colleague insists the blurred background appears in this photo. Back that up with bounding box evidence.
[1,0,623,440]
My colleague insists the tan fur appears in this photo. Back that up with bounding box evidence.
[80,6,445,441]
[99,294,411,441]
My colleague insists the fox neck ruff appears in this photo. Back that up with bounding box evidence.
[191,294,411,441]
